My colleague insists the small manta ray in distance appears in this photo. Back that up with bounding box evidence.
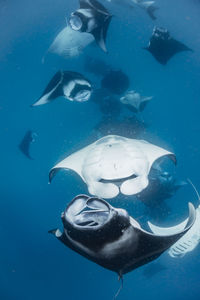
[144,27,193,65]
[120,90,153,113]
[19,130,37,160]
[69,0,112,52]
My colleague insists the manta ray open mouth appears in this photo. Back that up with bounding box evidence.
[65,196,110,228]
[100,174,138,187]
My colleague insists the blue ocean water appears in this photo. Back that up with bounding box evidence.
[1,0,200,299]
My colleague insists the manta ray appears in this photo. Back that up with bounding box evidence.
[49,135,176,199]
[32,71,92,106]
[144,27,192,65]
[69,0,112,52]
[120,90,153,113]
[19,130,37,160]
[49,195,195,284]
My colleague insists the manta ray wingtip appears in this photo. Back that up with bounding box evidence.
[31,100,41,107]
[49,170,54,183]
[187,202,196,227]
[49,167,62,183]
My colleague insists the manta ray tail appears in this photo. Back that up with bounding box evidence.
[113,275,123,300]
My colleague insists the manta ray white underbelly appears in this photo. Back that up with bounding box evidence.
[49,135,176,199]
[48,25,94,58]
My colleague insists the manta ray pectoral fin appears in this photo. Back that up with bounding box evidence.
[136,140,176,172]
[168,206,200,257]
[142,203,196,253]
[143,96,153,102]
[173,39,193,52]
[91,15,112,52]
[184,203,196,229]
[32,71,64,106]
[49,144,92,183]
[49,167,64,183]
[148,202,195,237]
[148,217,188,236]
[31,91,53,107]
[149,203,199,258]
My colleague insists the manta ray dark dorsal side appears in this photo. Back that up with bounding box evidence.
[91,15,112,52]
[72,0,112,52]
[145,27,193,65]
[49,195,195,276]
[32,71,64,106]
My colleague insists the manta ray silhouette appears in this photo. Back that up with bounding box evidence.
[120,90,153,113]
[19,130,37,160]
[101,70,130,95]
[145,27,192,65]
[69,0,112,52]
[49,194,195,279]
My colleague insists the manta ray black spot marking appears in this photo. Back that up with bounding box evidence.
[49,194,195,278]
[145,27,192,65]
[70,0,112,52]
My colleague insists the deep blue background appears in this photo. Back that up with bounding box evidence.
[1,0,200,299]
